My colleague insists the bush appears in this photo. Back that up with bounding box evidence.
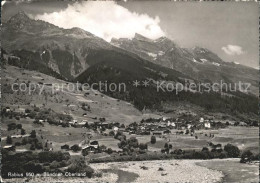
[224,144,240,158]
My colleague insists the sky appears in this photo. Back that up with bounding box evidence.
[1,1,259,68]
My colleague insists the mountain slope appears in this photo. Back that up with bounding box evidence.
[75,48,258,119]
[1,12,258,119]
[111,33,258,95]
[1,11,113,80]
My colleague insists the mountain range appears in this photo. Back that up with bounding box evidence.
[1,11,258,119]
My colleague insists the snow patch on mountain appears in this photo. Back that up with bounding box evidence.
[147,52,157,58]
[200,59,208,63]
[158,51,165,56]
[192,58,198,63]
[212,62,220,66]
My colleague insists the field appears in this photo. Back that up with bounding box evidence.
[125,126,259,153]
[2,65,147,126]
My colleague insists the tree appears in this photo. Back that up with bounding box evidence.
[139,143,148,150]
[21,128,26,135]
[16,124,22,129]
[109,131,115,136]
[22,138,28,145]
[99,145,107,152]
[36,142,43,149]
[202,147,209,152]
[127,137,139,148]
[61,144,70,150]
[30,144,36,150]
[164,143,169,149]
[6,136,12,144]
[151,136,156,144]
[66,158,94,178]
[7,123,17,131]
[30,130,36,138]
[240,150,253,163]
[118,140,127,149]
[70,144,81,152]
[224,144,240,158]
[82,149,88,159]
[107,148,113,154]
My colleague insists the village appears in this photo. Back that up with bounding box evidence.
[2,104,257,156]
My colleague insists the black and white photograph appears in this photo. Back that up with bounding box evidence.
[1,1,259,182]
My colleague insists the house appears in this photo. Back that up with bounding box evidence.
[3,145,15,151]
[87,121,95,125]
[199,117,204,123]
[163,130,171,134]
[79,139,90,149]
[162,117,168,121]
[204,122,211,129]
[97,122,109,128]
[39,119,44,123]
[187,124,192,129]
[90,141,99,148]
[153,131,163,135]
[75,121,86,128]
[83,146,98,153]
[171,122,176,127]
[11,134,22,138]
[113,126,119,133]
[239,122,247,126]
[81,140,99,152]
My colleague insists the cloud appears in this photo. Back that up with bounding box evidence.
[1,1,6,6]
[33,1,165,41]
[221,45,245,55]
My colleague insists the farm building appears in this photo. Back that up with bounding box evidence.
[204,122,211,129]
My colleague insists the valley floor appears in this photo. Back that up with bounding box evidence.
[5,159,258,183]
